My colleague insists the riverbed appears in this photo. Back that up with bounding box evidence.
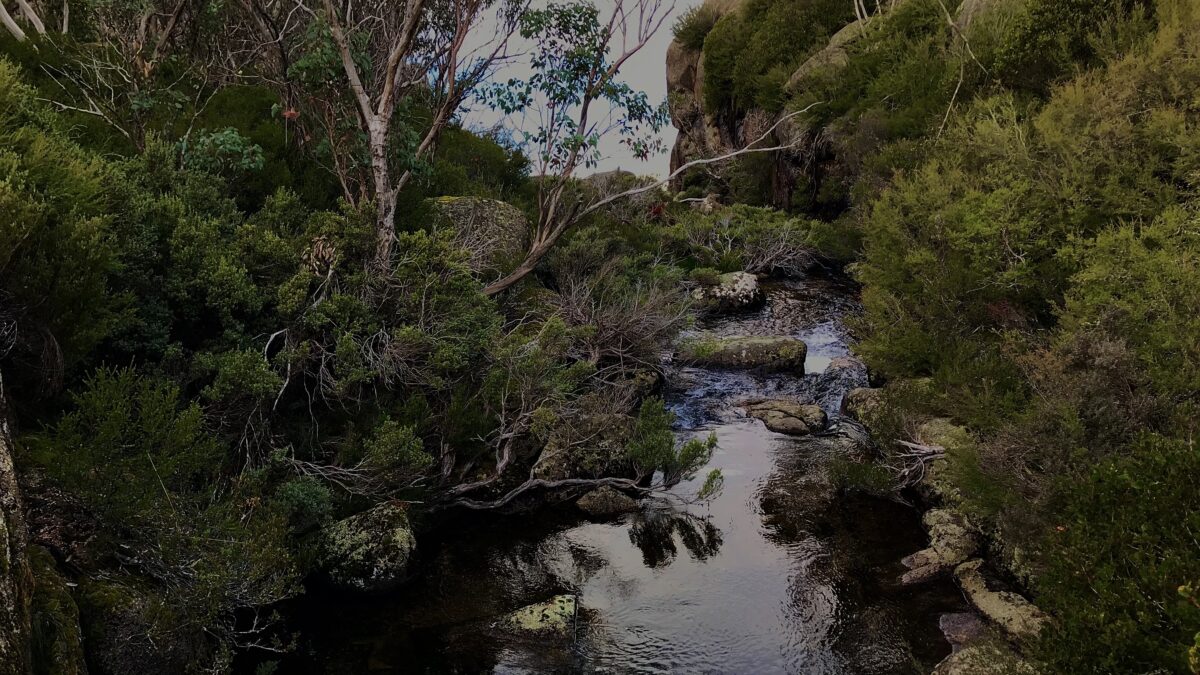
[280,278,967,673]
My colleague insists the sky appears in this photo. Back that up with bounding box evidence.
[461,0,703,178]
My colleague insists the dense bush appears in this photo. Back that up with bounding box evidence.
[664,204,820,274]
[700,0,853,115]
[672,3,720,50]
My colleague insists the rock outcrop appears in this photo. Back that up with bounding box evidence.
[900,509,980,585]
[576,487,639,517]
[427,196,529,277]
[692,271,763,312]
[665,0,744,185]
[320,502,417,593]
[955,560,1049,641]
[744,399,827,435]
[0,376,31,675]
[676,336,807,372]
[499,595,577,636]
[27,546,86,674]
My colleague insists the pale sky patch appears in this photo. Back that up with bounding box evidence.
[460,0,703,178]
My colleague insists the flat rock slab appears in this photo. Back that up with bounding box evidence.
[900,509,980,586]
[676,336,807,373]
[744,400,827,435]
[955,559,1049,640]
[499,595,577,636]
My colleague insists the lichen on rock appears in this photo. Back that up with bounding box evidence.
[499,595,577,637]
[900,509,980,585]
[692,271,763,312]
[954,559,1049,641]
[320,502,416,593]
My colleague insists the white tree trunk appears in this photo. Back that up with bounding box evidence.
[0,3,28,41]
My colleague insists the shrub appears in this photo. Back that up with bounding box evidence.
[672,4,720,50]
[666,204,816,274]
[627,397,718,488]
[1035,434,1200,673]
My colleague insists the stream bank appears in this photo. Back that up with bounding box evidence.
[276,277,968,673]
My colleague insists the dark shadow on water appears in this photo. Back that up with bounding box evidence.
[627,506,723,568]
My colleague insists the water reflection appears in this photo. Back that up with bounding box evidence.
[627,506,723,568]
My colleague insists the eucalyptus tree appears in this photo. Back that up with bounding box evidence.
[229,0,525,266]
[480,0,817,296]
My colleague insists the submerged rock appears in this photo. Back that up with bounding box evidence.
[692,271,763,312]
[744,399,827,435]
[955,560,1049,641]
[814,419,875,462]
[939,612,989,653]
[499,595,577,636]
[321,502,416,593]
[576,486,639,517]
[676,336,807,372]
[900,509,980,585]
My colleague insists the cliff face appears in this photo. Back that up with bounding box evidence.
[0,373,31,675]
[665,3,734,184]
[665,0,996,208]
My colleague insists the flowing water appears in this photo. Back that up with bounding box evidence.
[279,278,967,674]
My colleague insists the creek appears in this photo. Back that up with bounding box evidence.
[279,278,967,673]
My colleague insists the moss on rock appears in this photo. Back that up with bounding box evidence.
[28,547,84,675]
[320,502,416,593]
[676,336,807,372]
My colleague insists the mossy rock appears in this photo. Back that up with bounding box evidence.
[320,502,416,593]
[933,641,1040,675]
[28,546,85,675]
[499,595,577,636]
[676,336,807,373]
[916,418,976,507]
[576,487,639,518]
